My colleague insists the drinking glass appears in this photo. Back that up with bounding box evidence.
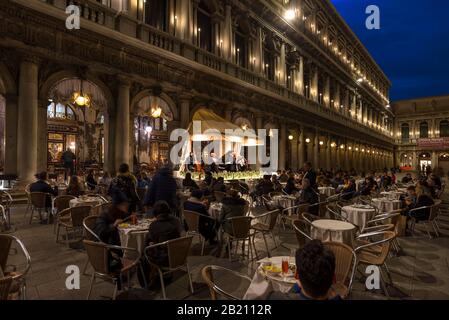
[282,258,289,276]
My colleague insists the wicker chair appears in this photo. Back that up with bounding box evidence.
[224,216,255,262]
[24,184,31,215]
[144,236,194,299]
[0,276,13,300]
[201,265,252,300]
[251,209,280,258]
[323,242,357,299]
[214,191,227,203]
[0,234,31,299]
[0,191,13,230]
[53,195,76,233]
[29,192,52,224]
[56,206,92,247]
[354,231,396,297]
[301,212,321,224]
[83,240,143,300]
[82,216,101,274]
[292,219,313,248]
[183,210,216,256]
[281,204,309,229]
[91,202,112,217]
[409,204,440,239]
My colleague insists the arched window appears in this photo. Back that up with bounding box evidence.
[47,103,76,120]
[197,1,213,52]
[440,120,449,137]
[401,123,409,141]
[144,0,168,31]
[419,121,429,138]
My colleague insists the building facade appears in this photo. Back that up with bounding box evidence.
[393,95,449,174]
[0,0,395,182]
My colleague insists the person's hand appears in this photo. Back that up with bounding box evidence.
[113,219,124,227]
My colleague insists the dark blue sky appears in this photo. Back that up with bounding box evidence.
[330,0,449,102]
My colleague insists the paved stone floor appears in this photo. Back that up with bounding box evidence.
[5,193,449,300]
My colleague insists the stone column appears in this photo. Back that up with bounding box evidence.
[279,123,287,170]
[336,139,341,169]
[115,79,130,170]
[279,42,286,86]
[37,102,48,172]
[103,110,115,175]
[4,94,18,175]
[333,81,340,110]
[256,114,264,171]
[222,3,232,61]
[298,55,304,95]
[17,59,39,183]
[298,126,305,169]
[326,135,331,171]
[313,129,319,169]
[311,66,319,102]
[290,131,298,170]
[180,95,191,129]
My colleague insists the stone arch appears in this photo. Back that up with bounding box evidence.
[233,116,253,130]
[131,89,178,121]
[39,69,114,113]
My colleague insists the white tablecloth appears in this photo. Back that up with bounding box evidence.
[311,219,356,247]
[69,196,104,208]
[119,219,154,257]
[243,256,295,300]
[371,198,402,213]
[272,196,296,214]
[380,191,404,200]
[341,205,376,229]
[318,187,335,197]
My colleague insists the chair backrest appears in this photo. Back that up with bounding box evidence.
[183,210,200,233]
[301,212,320,224]
[54,195,76,213]
[0,234,13,271]
[429,204,439,221]
[30,192,48,208]
[269,191,283,199]
[83,216,101,242]
[83,240,110,275]
[292,219,312,248]
[70,206,92,227]
[228,216,252,238]
[167,236,194,269]
[0,191,13,209]
[0,276,12,300]
[0,234,31,279]
[355,231,395,265]
[266,209,280,231]
[201,265,252,300]
[323,242,356,289]
[91,202,112,216]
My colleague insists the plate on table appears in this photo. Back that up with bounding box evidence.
[259,264,296,284]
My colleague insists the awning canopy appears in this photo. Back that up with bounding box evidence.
[187,108,264,146]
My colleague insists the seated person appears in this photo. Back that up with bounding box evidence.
[66,175,85,197]
[271,175,283,192]
[182,172,199,191]
[269,240,340,300]
[360,177,377,196]
[340,178,357,200]
[143,201,182,276]
[29,171,58,223]
[184,190,217,244]
[401,173,413,184]
[403,185,434,222]
[298,178,319,215]
[86,170,97,191]
[283,177,299,195]
[251,175,275,200]
[279,170,289,183]
[136,173,149,189]
[219,190,247,234]
[212,177,227,193]
[93,190,130,271]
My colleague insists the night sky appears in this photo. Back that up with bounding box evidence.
[330,0,449,102]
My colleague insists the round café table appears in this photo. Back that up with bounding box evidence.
[341,205,376,229]
[208,202,223,219]
[380,191,405,200]
[371,198,402,213]
[118,219,154,258]
[311,219,357,247]
[318,187,335,197]
[69,196,104,208]
[271,195,296,214]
